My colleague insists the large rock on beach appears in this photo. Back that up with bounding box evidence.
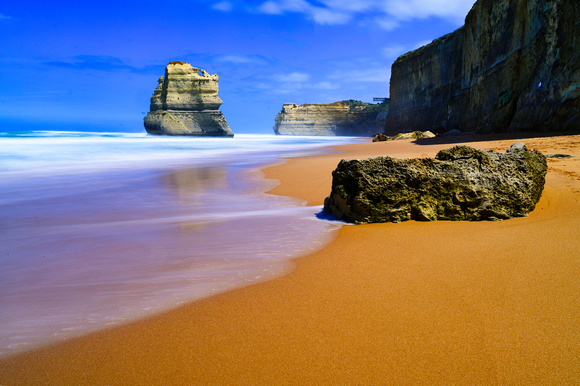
[324,143,547,223]
[384,0,580,134]
[274,100,388,136]
[144,61,233,136]
[372,131,436,142]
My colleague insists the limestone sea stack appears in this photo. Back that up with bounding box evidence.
[384,0,579,134]
[144,62,233,136]
[274,100,388,136]
[324,143,547,223]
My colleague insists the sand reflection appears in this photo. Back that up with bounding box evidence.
[162,166,227,204]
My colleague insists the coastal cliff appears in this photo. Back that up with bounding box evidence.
[274,100,388,136]
[385,0,579,134]
[144,62,233,136]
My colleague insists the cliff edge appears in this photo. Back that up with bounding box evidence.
[144,62,233,137]
[274,100,388,136]
[384,0,579,134]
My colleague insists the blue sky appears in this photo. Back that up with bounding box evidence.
[0,0,476,133]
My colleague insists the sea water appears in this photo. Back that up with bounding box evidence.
[0,131,361,356]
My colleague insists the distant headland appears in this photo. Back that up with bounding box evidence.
[273,100,388,136]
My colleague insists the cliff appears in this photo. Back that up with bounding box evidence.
[144,62,233,136]
[384,0,579,134]
[274,100,388,136]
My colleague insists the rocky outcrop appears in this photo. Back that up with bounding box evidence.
[274,100,388,136]
[144,62,233,136]
[324,143,547,223]
[384,0,579,134]
[372,131,435,142]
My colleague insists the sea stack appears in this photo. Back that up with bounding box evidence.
[144,62,234,137]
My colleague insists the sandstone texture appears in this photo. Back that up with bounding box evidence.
[372,131,435,142]
[144,62,233,136]
[274,100,388,136]
[384,0,579,134]
[324,143,547,223]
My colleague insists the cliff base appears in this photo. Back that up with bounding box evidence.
[144,110,233,137]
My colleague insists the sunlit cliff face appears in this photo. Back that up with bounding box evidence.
[151,62,223,112]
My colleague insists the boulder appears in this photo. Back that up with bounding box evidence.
[324,143,547,223]
[144,62,233,136]
[373,131,435,142]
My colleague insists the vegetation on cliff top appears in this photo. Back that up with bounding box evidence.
[342,99,389,113]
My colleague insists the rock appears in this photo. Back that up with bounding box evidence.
[373,131,435,142]
[546,153,574,158]
[274,100,388,136]
[324,143,547,223]
[372,133,390,142]
[384,0,580,135]
[144,61,233,137]
[444,129,462,137]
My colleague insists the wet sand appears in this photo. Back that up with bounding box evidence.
[1,134,579,384]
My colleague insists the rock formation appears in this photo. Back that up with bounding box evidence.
[144,62,233,136]
[384,0,579,134]
[274,100,388,136]
[372,131,435,142]
[324,143,547,223]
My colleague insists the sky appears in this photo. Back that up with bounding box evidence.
[0,0,476,134]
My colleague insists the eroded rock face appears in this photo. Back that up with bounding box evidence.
[144,62,233,136]
[384,0,579,134]
[274,100,388,136]
[324,143,547,223]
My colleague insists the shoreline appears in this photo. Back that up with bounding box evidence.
[1,133,579,384]
[0,136,348,359]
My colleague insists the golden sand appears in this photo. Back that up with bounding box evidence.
[1,134,579,384]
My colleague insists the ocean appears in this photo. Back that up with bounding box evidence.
[0,131,361,357]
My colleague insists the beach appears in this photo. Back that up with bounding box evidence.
[1,133,579,384]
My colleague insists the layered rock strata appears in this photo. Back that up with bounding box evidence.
[324,143,547,223]
[384,0,579,134]
[274,100,388,136]
[144,62,233,136]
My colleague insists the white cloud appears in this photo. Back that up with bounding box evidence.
[273,72,310,83]
[413,39,433,49]
[384,0,475,24]
[381,44,406,59]
[212,1,233,11]
[312,81,340,90]
[255,0,476,29]
[327,66,389,83]
[215,53,269,65]
[0,13,11,20]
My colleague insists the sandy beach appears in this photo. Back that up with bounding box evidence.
[1,133,579,384]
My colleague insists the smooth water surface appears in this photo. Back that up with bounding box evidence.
[0,131,361,356]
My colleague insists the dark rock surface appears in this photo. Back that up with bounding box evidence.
[384,0,579,135]
[324,143,547,223]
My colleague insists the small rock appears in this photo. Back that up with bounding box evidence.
[373,131,436,142]
[546,153,574,158]
[443,129,462,136]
